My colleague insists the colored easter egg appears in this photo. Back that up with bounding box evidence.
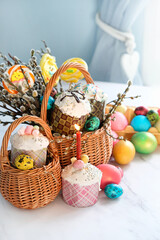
[84,116,100,131]
[116,104,127,114]
[40,53,59,84]
[50,88,57,98]
[146,110,159,126]
[81,154,89,163]
[60,58,88,83]
[96,164,122,190]
[131,115,151,131]
[40,95,55,110]
[15,154,34,170]
[111,130,119,146]
[113,140,135,165]
[134,106,148,116]
[104,184,123,199]
[155,118,160,132]
[158,109,160,116]
[111,112,128,131]
[131,132,157,154]
[3,65,35,94]
[73,160,84,170]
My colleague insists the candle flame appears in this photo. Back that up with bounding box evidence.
[74,124,80,131]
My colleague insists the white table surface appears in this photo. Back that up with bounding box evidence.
[0,82,160,240]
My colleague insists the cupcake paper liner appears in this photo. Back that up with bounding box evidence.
[90,100,106,122]
[50,105,88,135]
[11,146,47,168]
[62,179,99,207]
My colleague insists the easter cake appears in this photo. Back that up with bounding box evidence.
[10,125,49,168]
[62,157,102,207]
[72,83,108,122]
[50,90,91,135]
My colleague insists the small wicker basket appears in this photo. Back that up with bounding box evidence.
[0,115,62,209]
[41,62,113,168]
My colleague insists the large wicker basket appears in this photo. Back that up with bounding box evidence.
[41,62,113,168]
[0,115,61,209]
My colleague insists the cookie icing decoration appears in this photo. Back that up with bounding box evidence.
[60,58,88,83]
[40,53,59,84]
[2,65,35,94]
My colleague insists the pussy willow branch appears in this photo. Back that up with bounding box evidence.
[104,80,132,124]
[106,95,141,105]
[20,65,32,94]
[0,53,12,66]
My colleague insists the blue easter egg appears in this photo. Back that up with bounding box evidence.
[40,96,55,110]
[131,115,151,132]
[104,184,123,199]
[84,116,100,131]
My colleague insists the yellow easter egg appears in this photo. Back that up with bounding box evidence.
[40,53,59,84]
[81,154,89,164]
[15,154,34,170]
[60,58,88,83]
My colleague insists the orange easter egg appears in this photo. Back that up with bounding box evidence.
[3,65,35,94]
[113,140,135,165]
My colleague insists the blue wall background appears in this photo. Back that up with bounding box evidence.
[0,0,143,81]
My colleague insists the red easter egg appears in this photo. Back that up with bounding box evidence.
[97,164,122,190]
[111,112,128,131]
[111,130,119,146]
[158,109,160,116]
[134,106,148,116]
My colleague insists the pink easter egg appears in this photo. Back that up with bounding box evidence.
[73,160,84,170]
[97,164,122,190]
[32,129,39,136]
[158,109,160,116]
[111,112,128,131]
[116,166,124,177]
[111,130,119,146]
[18,126,26,136]
[25,125,34,135]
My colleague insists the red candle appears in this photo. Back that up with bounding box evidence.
[75,124,81,160]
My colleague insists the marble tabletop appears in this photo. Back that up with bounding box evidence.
[0,82,160,240]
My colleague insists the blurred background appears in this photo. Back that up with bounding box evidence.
[0,0,159,86]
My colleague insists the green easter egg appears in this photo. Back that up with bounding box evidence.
[146,110,159,126]
[131,132,157,154]
[84,116,100,131]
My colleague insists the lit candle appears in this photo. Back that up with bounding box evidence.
[74,124,81,160]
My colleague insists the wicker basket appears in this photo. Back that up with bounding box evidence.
[41,62,113,168]
[0,115,62,209]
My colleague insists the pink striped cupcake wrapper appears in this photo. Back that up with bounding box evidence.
[11,146,47,168]
[62,179,100,208]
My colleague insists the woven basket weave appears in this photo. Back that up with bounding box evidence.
[41,62,113,168]
[0,115,61,209]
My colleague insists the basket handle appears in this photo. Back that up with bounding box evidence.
[40,62,94,122]
[0,115,54,168]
